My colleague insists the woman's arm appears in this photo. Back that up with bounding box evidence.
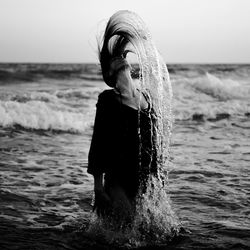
[94,173,104,192]
[88,91,114,215]
[93,173,111,216]
[87,92,110,176]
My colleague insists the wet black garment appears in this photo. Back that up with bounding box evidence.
[87,89,157,200]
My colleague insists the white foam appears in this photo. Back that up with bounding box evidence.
[174,100,250,121]
[0,100,91,133]
[172,73,250,121]
[192,73,250,101]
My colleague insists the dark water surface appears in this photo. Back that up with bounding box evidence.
[0,64,249,249]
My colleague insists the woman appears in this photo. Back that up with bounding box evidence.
[87,58,157,223]
[87,10,171,225]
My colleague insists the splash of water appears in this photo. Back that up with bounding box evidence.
[87,10,180,247]
[87,178,180,247]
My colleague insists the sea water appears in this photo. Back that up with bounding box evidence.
[0,63,249,249]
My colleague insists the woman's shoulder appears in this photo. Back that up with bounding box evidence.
[98,89,114,99]
[97,89,116,107]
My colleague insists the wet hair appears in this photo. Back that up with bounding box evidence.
[98,13,132,87]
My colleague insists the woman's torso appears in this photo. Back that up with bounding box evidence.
[100,89,157,198]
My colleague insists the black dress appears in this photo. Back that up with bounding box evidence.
[87,89,157,201]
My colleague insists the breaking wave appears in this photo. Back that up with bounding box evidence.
[0,100,91,133]
[192,73,250,101]
[174,100,250,122]
[173,73,250,121]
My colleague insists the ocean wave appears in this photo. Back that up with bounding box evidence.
[191,73,250,101]
[79,74,103,81]
[0,100,91,133]
[7,89,98,104]
[10,92,58,103]
[172,72,250,121]
[55,89,96,100]
[174,100,250,122]
[0,63,102,83]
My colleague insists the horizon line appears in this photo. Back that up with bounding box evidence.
[0,61,250,65]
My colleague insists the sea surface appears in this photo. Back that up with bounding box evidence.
[0,63,249,250]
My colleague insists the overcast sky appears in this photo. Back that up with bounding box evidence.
[0,0,249,63]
